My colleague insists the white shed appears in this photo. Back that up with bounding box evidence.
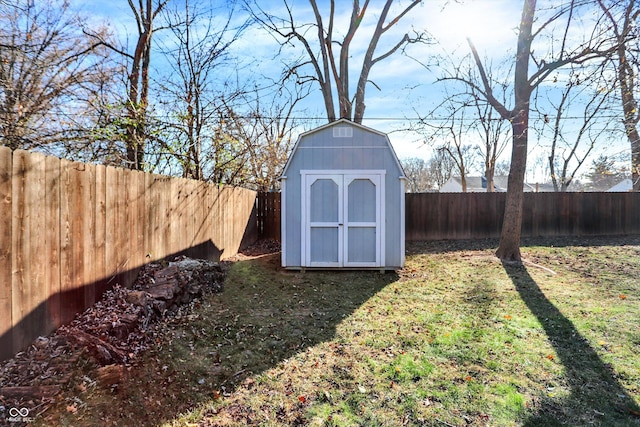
[280,119,406,270]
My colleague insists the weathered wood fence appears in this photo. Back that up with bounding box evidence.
[256,191,640,241]
[405,192,640,240]
[256,192,281,240]
[1,147,257,361]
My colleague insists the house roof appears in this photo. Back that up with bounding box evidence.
[442,176,558,192]
[444,176,509,192]
[607,178,633,192]
[280,118,406,179]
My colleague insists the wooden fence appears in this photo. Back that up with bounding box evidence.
[256,192,281,240]
[406,192,640,240]
[256,191,640,241]
[1,147,257,361]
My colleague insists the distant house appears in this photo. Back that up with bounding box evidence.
[607,178,633,192]
[440,176,507,192]
[440,176,556,192]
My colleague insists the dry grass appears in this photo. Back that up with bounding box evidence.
[35,237,640,426]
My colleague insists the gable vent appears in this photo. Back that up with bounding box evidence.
[333,126,353,138]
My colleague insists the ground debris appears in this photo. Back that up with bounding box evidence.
[0,256,227,420]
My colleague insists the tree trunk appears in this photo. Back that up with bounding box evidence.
[496,119,528,261]
[495,0,535,261]
[485,165,495,192]
[632,132,640,191]
[618,44,640,190]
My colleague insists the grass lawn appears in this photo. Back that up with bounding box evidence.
[38,237,640,426]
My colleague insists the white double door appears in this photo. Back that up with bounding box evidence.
[301,171,384,268]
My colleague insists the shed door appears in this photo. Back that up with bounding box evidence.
[302,173,382,268]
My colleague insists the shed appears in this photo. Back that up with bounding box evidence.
[280,119,406,270]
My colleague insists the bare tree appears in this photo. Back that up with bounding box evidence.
[0,0,118,152]
[464,0,619,260]
[469,79,510,193]
[428,148,456,190]
[534,67,614,191]
[154,0,247,179]
[234,85,308,191]
[248,0,426,123]
[597,0,640,191]
[402,157,436,192]
[414,89,483,192]
[88,0,169,170]
[123,0,168,170]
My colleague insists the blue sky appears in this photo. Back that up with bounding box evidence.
[80,0,629,183]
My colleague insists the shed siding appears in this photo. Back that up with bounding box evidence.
[282,121,404,269]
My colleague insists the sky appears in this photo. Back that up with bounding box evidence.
[80,0,631,184]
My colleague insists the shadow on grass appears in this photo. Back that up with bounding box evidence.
[501,262,640,426]
[38,253,399,426]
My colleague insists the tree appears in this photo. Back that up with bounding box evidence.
[124,0,168,170]
[154,0,247,179]
[88,0,169,170]
[428,148,456,189]
[0,0,117,152]
[402,157,435,192]
[465,0,619,260]
[534,67,614,191]
[414,87,483,192]
[585,154,628,190]
[470,79,510,193]
[597,0,640,191]
[425,56,510,193]
[249,0,426,123]
[232,85,307,191]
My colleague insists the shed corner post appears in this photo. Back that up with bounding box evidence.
[280,176,287,268]
[400,176,407,268]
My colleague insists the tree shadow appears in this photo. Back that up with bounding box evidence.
[36,253,399,426]
[501,261,640,426]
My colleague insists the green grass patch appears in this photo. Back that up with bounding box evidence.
[36,237,640,426]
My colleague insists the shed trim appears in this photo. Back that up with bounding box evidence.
[301,169,387,176]
[281,178,288,267]
[295,146,390,149]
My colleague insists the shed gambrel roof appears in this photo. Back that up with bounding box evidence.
[280,118,406,179]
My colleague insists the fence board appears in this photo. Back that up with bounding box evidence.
[133,170,146,271]
[145,174,161,261]
[59,159,86,325]
[0,147,12,360]
[11,150,47,352]
[44,156,61,331]
[94,164,108,299]
[162,176,173,257]
[121,169,137,286]
[83,163,96,310]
